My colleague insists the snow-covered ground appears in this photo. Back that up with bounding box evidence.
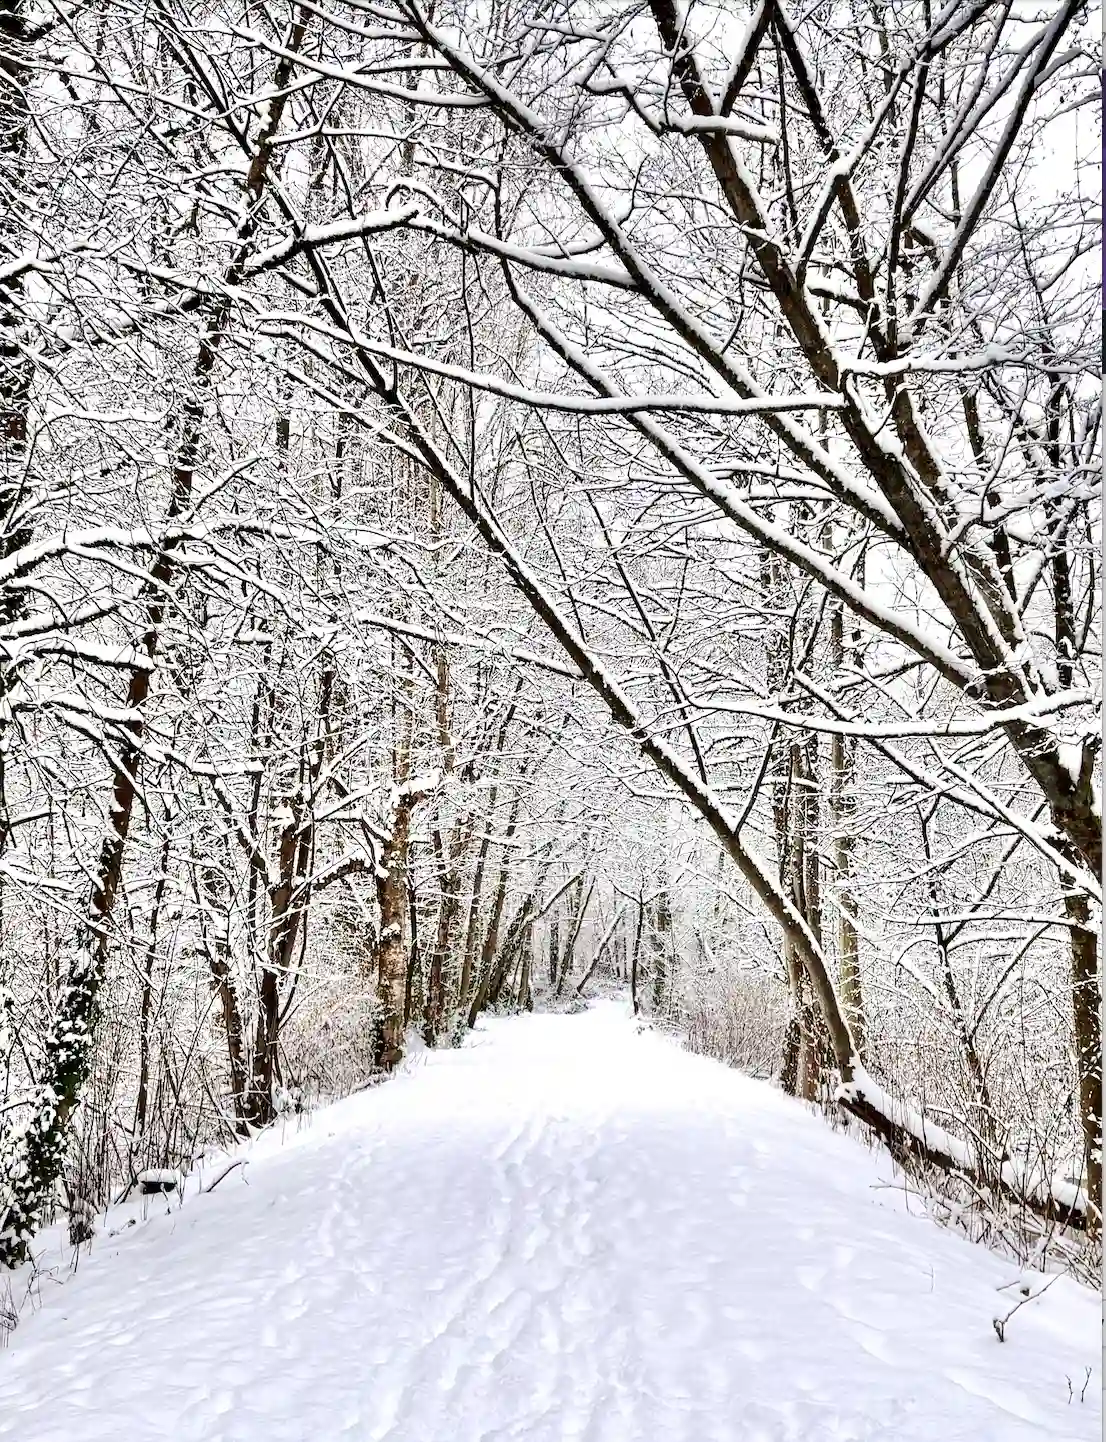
[1,1001,1100,1441]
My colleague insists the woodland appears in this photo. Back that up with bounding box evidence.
[0,0,1100,1277]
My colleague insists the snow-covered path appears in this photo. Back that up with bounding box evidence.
[2,1003,1099,1441]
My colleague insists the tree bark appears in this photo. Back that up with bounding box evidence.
[829,597,865,1059]
[650,888,672,1015]
[134,828,173,1145]
[465,793,524,1027]
[196,855,250,1132]
[630,891,645,1016]
[1065,882,1101,1228]
[424,814,469,1045]
[375,791,416,1072]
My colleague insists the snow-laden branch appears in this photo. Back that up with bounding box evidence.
[688,687,1095,740]
[263,311,843,417]
[838,1069,1089,1228]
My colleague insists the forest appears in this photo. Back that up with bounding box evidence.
[0,0,1100,1305]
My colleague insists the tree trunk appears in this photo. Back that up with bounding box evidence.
[829,595,865,1059]
[485,900,532,1009]
[629,892,645,1016]
[1066,883,1101,1228]
[650,887,672,1015]
[248,792,303,1125]
[0,0,34,621]
[466,800,522,1028]
[134,828,172,1145]
[555,876,593,996]
[792,739,825,1101]
[547,918,560,988]
[517,930,533,1011]
[197,856,250,1132]
[375,794,415,1071]
[424,814,469,1045]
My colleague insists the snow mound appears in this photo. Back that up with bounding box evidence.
[0,1001,1099,1441]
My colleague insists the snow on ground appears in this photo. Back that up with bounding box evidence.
[0,1001,1100,1441]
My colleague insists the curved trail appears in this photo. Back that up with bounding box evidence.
[1,1002,1099,1441]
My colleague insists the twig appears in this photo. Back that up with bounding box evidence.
[203,1159,248,1193]
[992,1272,1060,1341]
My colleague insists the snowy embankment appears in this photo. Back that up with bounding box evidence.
[1,1002,1099,1442]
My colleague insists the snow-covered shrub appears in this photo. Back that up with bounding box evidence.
[683,972,790,1081]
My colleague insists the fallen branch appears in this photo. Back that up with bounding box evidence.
[838,1072,1089,1230]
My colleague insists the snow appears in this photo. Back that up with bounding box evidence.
[1,1002,1099,1441]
